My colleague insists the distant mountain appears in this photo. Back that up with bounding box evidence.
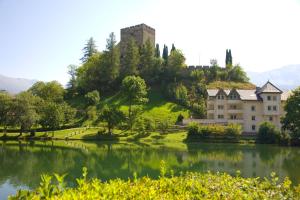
[247,64,300,90]
[0,74,36,94]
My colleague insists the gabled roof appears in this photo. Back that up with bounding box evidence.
[256,81,283,94]
[207,81,288,101]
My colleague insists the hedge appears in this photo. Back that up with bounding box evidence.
[9,167,300,200]
[187,123,242,139]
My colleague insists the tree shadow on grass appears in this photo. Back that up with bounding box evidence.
[81,132,120,141]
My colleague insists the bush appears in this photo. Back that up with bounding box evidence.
[187,123,242,139]
[187,122,199,135]
[10,168,300,200]
[176,113,184,124]
[257,122,281,144]
[84,90,100,106]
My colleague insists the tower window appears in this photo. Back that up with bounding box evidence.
[267,96,271,101]
[251,106,255,111]
[252,116,256,121]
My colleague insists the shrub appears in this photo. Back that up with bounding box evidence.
[225,123,242,136]
[84,90,100,106]
[176,113,184,124]
[257,122,281,144]
[187,123,242,139]
[10,168,300,200]
[187,122,199,135]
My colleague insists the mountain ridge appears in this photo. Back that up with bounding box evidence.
[0,74,37,94]
[247,64,300,90]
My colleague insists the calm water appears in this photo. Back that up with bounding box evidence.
[1,140,300,199]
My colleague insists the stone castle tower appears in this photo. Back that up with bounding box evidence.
[120,23,155,57]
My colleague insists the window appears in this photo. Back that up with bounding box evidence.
[268,106,272,111]
[252,116,256,121]
[230,115,237,120]
[218,105,224,110]
[267,96,271,101]
[269,116,273,121]
[218,115,224,119]
[251,106,255,111]
[273,96,277,101]
[217,95,224,100]
[252,125,256,131]
[273,106,277,111]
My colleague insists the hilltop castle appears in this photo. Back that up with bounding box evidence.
[120,23,155,57]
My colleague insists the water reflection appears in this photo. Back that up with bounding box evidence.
[0,141,300,199]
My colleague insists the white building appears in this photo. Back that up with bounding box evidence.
[186,81,291,134]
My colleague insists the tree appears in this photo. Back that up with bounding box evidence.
[257,121,281,143]
[0,93,14,134]
[61,103,76,125]
[100,106,125,134]
[66,64,78,97]
[121,76,148,132]
[166,49,186,81]
[39,101,64,132]
[84,90,100,106]
[162,45,169,64]
[225,49,232,68]
[12,92,40,134]
[155,44,160,58]
[29,81,64,103]
[282,87,300,137]
[227,65,249,82]
[80,37,97,63]
[122,37,140,76]
[139,39,155,82]
[171,43,176,53]
[76,53,103,93]
[102,32,120,84]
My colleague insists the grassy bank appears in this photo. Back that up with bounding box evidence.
[10,167,300,200]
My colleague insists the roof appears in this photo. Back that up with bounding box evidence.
[256,81,283,94]
[207,81,289,101]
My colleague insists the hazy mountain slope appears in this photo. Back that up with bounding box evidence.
[247,64,300,90]
[0,74,36,94]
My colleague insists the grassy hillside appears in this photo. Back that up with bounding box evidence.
[104,90,190,123]
[207,81,256,89]
[70,89,190,126]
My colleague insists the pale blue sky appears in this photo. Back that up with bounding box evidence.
[0,0,300,85]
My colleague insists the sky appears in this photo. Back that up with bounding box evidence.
[0,0,300,86]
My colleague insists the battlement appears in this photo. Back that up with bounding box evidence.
[121,23,155,33]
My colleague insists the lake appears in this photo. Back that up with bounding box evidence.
[1,140,300,199]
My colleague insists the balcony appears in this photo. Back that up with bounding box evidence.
[227,109,243,114]
[227,119,244,124]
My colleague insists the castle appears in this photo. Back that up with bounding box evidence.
[120,23,155,57]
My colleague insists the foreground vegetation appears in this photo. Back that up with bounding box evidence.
[10,166,300,200]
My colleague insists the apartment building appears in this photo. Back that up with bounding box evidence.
[205,81,291,133]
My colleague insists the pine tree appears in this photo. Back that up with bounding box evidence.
[162,45,169,64]
[80,37,97,63]
[225,49,232,68]
[103,32,120,83]
[155,44,160,58]
[122,38,140,76]
[171,43,176,53]
[140,40,155,82]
